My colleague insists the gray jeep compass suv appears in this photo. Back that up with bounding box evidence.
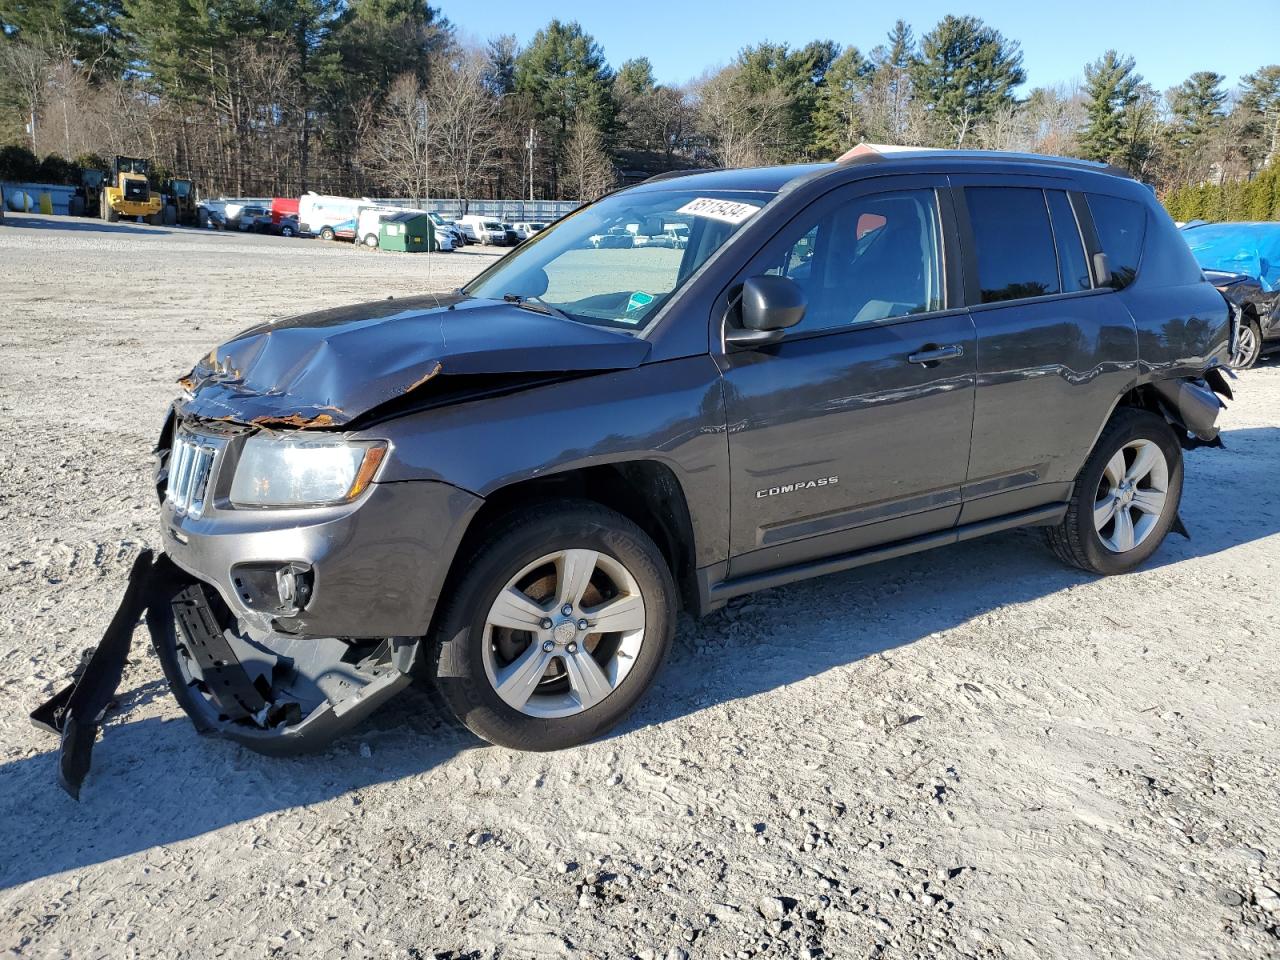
[48,149,1234,771]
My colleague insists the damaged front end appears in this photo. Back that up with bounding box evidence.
[31,547,418,798]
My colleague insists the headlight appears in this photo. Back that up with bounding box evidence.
[230,434,386,507]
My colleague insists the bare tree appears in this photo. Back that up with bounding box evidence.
[691,66,789,168]
[427,52,503,201]
[562,111,615,200]
[0,41,52,151]
[361,72,433,202]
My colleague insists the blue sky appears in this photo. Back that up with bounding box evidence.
[445,0,1277,95]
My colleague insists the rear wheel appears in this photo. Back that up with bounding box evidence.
[432,501,675,750]
[1046,408,1183,575]
[362,233,378,248]
[319,226,335,241]
[1231,315,1262,369]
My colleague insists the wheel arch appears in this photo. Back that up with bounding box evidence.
[445,460,701,616]
[1107,374,1229,449]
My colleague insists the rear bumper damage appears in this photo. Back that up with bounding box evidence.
[1152,368,1233,448]
[31,550,419,798]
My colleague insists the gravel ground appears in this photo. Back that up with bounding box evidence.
[1,212,1278,959]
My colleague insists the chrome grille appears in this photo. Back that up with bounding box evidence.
[166,430,223,518]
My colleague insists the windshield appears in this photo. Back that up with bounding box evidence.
[1184,223,1280,291]
[465,188,774,332]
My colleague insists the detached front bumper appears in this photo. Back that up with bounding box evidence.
[149,470,479,753]
[33,438,483,795]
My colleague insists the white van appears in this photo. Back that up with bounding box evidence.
[298,193,365,238]
[456,215,510,245]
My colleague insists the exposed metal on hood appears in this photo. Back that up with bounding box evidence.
[177,294,652,428]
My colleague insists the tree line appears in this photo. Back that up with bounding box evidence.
[1,3,1278,215]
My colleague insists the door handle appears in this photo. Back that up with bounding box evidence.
[907,344,964,366]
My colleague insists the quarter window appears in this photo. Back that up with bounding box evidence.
[1087,194,1146,289]
[967,187,1060,303]
[768,188,944,333]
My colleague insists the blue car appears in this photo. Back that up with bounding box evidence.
[1182,221,1280,368]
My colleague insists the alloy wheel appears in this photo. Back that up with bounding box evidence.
[1231,322,1258,368]
[1093,438,1169,553]
[481,549,646,719]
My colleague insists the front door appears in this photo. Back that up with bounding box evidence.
[719,178,977,577]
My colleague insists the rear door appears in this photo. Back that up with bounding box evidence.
[952,178,1138,524]
[718,176,977,576]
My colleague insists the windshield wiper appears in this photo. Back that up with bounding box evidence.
[503,293,573,323]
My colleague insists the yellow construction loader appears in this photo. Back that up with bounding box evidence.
[100,156,163,223]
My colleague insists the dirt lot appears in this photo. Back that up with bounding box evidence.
[1,212,1278,960]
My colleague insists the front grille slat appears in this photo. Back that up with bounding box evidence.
[165,430,223,519]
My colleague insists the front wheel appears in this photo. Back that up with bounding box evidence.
[432,501,676,750]
[1231,316,1262,370]
[319,226,335,241]
[1045,408,1183,575]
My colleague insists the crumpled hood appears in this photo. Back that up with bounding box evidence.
[1202,269,1251,287]
[176,294,652,427]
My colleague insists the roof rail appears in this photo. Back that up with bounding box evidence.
[641,168,716,184]
[834,143,1128,178]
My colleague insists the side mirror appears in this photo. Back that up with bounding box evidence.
[725,275,806,347]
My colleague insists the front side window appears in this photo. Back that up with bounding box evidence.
[765,188,944,334]
[466,188,774,332]
[1087,193,1146,289]
[967,187,1061,303]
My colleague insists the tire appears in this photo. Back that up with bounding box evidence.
[1045,408,1184,575]
[1231,315,1263,370]
[363,233,378,248]
[319,226,335,241]
[431,500,676,751]
[281,225,294,237]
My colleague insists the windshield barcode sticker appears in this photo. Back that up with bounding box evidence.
[676,197,761,225]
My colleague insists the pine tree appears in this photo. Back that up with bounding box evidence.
[813,45,872,155]
[514,19,616,195]
[1078,51,1140,165]
[909,15,1024,147]
[1239,65,1280,168]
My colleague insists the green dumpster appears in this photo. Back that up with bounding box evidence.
[378,211,436,252]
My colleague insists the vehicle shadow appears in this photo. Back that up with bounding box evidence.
[2,427,1274,890]
[2,213,171,236]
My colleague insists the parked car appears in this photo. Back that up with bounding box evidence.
[317,217,357,242]
[235,205,269,230]
[64,148,1232,771]
[512,221,547,240]
[634,223,690,249]
[240,212,299,237]
[457,215,512,245]
[501,223,520,245]
[588,225,634,248]
[429,212,466,248]
[1181,221,1280,368]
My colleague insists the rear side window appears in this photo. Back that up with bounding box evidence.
[1046,191,1091,292]
[966,187,1060,303]
[1087,194,1146,289]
